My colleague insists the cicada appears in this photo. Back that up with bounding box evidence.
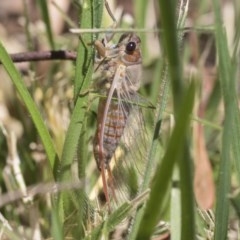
[93,33,150,210]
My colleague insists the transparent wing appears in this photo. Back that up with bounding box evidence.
[108,91,152,207]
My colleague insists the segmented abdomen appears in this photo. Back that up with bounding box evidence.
[93,98,131,170]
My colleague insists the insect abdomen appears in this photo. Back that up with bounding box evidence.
[94,99,130,170]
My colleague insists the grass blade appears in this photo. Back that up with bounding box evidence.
[211,0,240,239]
[51,207,63,240]
[129,1,192,239]
[0,42,58,180]
[37,0,55,49]
[57,1,102,234]
[135,82,195,239]
[158,1,195,239]
[171,168,181,240]
[214,122,231,240]
[59,0,95,185]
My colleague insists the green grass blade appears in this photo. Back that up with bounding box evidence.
[93,0,104,30]
[51,207,63,240]
[59,0,95,182]
[214,122,231,240]
[59,67,93,181]
[179,142,195,239]
[58,0,102,231]
[0,42,58,180]
[57,63,93,225]
[72,0,103,99]
[129,1,192,239]
[37,0,55,49]
[158,1,195,239]
[135,82,195,239]
[171,168,181,240]
[128,60,171,240]
[211,0,240,239]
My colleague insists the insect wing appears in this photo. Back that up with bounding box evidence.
[108,86,151,206]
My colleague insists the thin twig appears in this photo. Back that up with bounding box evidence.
[0,50,77,64]
[70,26,215,34]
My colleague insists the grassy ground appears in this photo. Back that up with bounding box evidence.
[0,0,240,239]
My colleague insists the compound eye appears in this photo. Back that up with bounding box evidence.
[126,41,136,53]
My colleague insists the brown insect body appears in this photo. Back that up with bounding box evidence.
[93,34,143,207]
[94,98,131,170]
